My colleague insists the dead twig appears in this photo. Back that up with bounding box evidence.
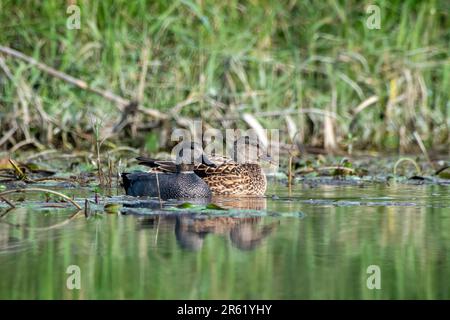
[413,131,433,169]
[9,138,45,153]
[23,149,58,162]
[0,123,18,148]
[0,45,127,107]
[84,199,90,218]
[8,158,27,180]
[0,45,167,119]
[0,196,15,208]
[435,166,449,176]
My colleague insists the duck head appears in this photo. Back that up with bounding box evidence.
[232,136,273,164]
[173,141,215,172]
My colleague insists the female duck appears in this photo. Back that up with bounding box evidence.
[194,137,271,196]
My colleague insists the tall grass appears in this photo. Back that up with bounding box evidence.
[0,0,448,154]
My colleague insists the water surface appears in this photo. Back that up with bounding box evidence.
[0,183,449,299]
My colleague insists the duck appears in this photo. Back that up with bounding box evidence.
[137,137,271,196]
[122,142,212,199]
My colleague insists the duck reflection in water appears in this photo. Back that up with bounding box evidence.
[177,215,277,251]
[130,195,276,251]
[211,196,267,211]
[138,213,278,252]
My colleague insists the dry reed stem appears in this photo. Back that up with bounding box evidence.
[0,45,167,119]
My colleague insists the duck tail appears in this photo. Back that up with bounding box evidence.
[136,156,159,168]
[121,172,131,189]
[136,157,177,172]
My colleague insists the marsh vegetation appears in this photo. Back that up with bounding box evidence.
[0,1,449,300]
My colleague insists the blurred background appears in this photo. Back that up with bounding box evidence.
[0,0,449,301]
[0,0,449,159]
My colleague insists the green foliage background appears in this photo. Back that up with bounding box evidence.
[0,0,448,152]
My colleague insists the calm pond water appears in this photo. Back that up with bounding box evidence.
[0,183,449,299]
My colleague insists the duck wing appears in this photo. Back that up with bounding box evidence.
[205,155,235,165]
[136,156,177,173]
[194,161,242,177]
[136,153,225,175]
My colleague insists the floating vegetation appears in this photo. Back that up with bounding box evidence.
[104,203,122,214]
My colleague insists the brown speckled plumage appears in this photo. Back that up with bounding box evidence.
[194,162,267,196]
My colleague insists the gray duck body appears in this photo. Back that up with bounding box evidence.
[122,171,212,199]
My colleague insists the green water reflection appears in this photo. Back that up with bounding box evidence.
[0,184,449,299]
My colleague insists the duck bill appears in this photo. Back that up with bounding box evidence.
[202,153,217,167]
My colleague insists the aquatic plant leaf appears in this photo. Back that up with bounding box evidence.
[436,166,450,179]
[343,161,353,168]
[438,172,450,179]
[177,202,196,209]
[104,203,122,214]
[205,203,227,210]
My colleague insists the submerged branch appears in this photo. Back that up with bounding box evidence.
[0,188,82,210]
[0,196,15,208]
